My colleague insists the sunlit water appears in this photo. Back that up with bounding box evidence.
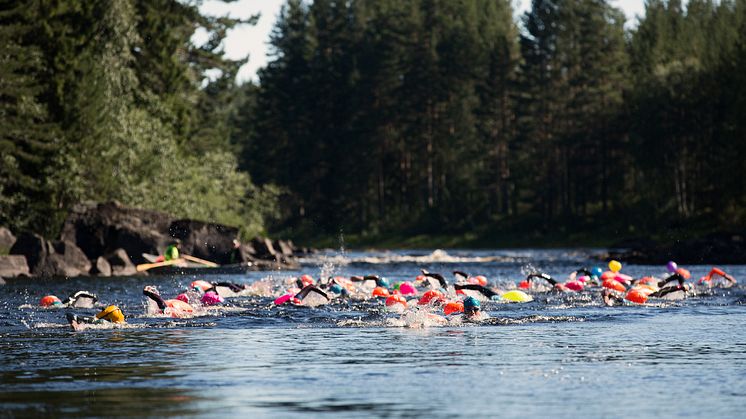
[2,249,745,417]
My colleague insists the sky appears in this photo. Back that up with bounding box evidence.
[197,0,647,84]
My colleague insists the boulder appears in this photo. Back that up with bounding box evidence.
[60,201,172,265]
[169,219,239,265]
[274,239,295,257]
[106,248,137,276]
[52,240,91,275]
[0,227,16,251]
[10,232,53,274]
[250,237,278,260]
[0,255,30,278]
[91,256,112,277]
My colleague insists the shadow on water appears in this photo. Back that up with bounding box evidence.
[0,387,205,417]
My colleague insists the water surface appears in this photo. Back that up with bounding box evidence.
[2,249,745,417]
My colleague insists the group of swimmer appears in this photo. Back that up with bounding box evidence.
[37,260,737,331]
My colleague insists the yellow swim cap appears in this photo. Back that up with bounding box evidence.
[96,305,125,323]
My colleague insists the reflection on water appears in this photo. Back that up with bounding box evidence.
[1,250,745,417]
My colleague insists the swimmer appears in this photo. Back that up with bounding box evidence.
[40,291,98,308]
[350,274,391,289]
[63,291,99,308]
[698,267,736,288]
[273,284,330,307]
[143,286,195,317]
[462,296,487,321]
[65,305,125,331]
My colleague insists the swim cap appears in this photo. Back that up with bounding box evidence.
[201,291,224,306]
[376,278,390,288]
[300,274,315,287]
[176,293,189,303]
[385,295,407,308]
[329,284,343,294]
[40,295,62,307]
[463,296,481,311]
[96,305,125,323]
[591,267,603,278]
[418,290,444,305]
[398,282,417,295]
[372,286,390,298]
[444,301,464,315]
[468,275,488,286]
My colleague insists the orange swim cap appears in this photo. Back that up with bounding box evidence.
[443,301,464,315]
[603,279,626,293]
[625,289,648,304]
[418,290,445,305]
[385,295,407,307]
[372,287,390,298]
[40,295,62,307]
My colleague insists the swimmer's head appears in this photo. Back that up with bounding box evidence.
[40,295,62,307]
[96,305,125,323]
[376,277,390,288]
[191,280,213,292]
[591,267,603,278]
[463,296,481,316]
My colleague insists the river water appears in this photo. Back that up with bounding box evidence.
[1,249,745,417]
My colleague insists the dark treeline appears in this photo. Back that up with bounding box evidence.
[235,0,746,241]
[2,0,745,245]
[0,0,278,238]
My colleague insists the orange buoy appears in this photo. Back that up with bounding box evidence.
[603,279,626,293]
[443,300,464,315]
[625,289,648,304]
[40,295,62,307]
[372,286,390,298]
[418,290,445,305]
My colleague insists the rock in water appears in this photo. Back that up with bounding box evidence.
[251,237,278,260]
[0,227,16,252]
[60,201,171,265]
[91,256,112,277]
[0,255,30,278]
[169,219,239,265]
[106,248,136,276]
[52,240,91,275]
[10,233,52,274]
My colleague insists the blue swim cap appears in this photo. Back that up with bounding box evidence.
[330,284,343,294]
[377,278,390,288]
[591,267,603,278]
[463,296,480,310]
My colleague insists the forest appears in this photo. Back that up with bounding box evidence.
[2,0,745,246]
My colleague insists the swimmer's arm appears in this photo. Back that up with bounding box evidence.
[213,282,245,293]
[708,268,736,284]
[527,273,557,286]
[454,284,498,298]
[421,271,448,289]
[657,273,684,288]
[295,285,330,301]
[143,289,168,311]
[453,271,469,280]
[574,268,592,277]
[649,285,685,298]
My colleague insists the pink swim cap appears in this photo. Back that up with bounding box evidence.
[398,282,417,295]
[201,291,224,305]
[176,293,189,303]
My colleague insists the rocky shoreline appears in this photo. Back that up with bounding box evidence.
[0,202,307,279]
